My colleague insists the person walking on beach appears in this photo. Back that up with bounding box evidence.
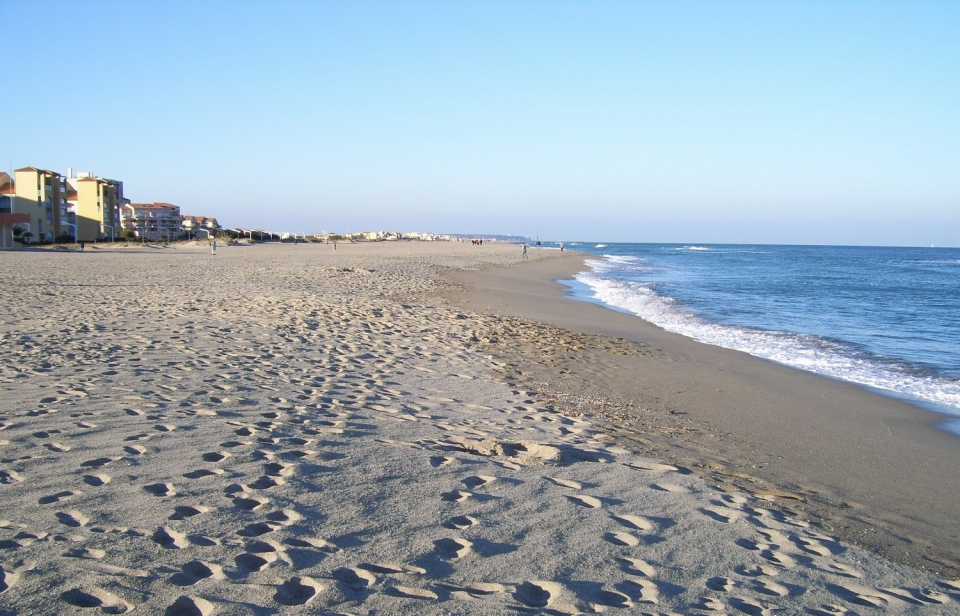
[560,242,564,252]
[522,243,528,259]
[211,239,217,255]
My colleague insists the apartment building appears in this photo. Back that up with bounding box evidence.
[12,167,66,242]
[119,202,183,241]
[65,172,124,242]
[0,173,31,249]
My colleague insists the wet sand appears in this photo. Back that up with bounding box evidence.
[445,253,960,576]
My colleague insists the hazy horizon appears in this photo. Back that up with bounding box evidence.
[4,1,958,247]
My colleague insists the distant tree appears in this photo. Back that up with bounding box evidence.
[12,226,23,237]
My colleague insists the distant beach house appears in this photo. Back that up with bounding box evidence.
[181,215,221,239]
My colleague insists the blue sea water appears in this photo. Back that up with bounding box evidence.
[550,243,960,432]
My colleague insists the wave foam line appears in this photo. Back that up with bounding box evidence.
[574,269,960,415]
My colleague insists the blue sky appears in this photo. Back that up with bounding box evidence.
[4,1,958,245]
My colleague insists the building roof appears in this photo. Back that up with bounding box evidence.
[15,166,61,177]
[125,202,181,211]
[0,172,13,195]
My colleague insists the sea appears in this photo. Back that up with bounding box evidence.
[547,242,960,434]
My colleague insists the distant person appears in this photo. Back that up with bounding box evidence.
[560,242,564,252]
[522,243,528,259]
[211,239,217,255]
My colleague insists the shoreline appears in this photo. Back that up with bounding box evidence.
[444,252,960,577]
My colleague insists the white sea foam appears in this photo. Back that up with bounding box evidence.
[574,261,960,415]
[595,244,607,248]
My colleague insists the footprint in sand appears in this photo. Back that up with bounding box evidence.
[80,456,119,469]
[1,470,23,484]
[265,508,302,526]
[462,475,496,489]
[235,552,278,572]
[249,476,284,490]
[39,490,82,505]
[0,564,19,593]
[513,581,563,609]
[751,579,792,597]
[165,595,214,616]
[443,515,478,530]
[434,537,473,559]
[760,548,796,568]
[793,536,834,557]
[706,576,735,592]
[144,483,177,497]
[201,451,231,463]
[605,531,641,547]
[124,445,147,456]
[61,586,133,613]
[729,596,773,614]
[333,566,377,591]
[458,582,508,597]
[619,578,659,604]
[44,442,71,453]
[617,557,656,578]
[238,522,280,537]
[83,474,111,486]
[691,595,725,611]
[274,576,325,606]
[55,510,89,527]
[441,490,471,502]
[545,476,582,489]
[611,514,655,532]
[169,561,224,586]
[700,506,747,523]
[734,564,780,577]
[152,527,189,549]
[233,496,269,511]
[264,462,295,477]
[565,494,602,508]
[170,505,210,520]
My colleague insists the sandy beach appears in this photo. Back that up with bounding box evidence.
[2,241,958,615]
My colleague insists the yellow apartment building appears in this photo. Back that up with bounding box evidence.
[66,172,124,242]
[0,173,31,249]
[12,167,66,242]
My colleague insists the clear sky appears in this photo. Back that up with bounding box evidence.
[4,1,958,245]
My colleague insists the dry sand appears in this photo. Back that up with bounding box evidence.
[1,241,958,615]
